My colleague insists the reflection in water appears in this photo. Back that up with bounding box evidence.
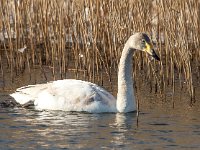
[11,110,119,149]
[1,106,200,149]
[111,113,137,147]
[7,109,138,149]
[115,113,137,127]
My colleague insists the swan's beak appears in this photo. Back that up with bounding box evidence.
[144,43,160,61]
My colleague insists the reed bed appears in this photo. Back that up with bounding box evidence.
[0,0,199,105]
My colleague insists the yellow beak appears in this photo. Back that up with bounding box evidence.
[144,43,160,61]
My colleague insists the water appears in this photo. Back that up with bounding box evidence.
[0,67,200,149]
[1,101,200,150]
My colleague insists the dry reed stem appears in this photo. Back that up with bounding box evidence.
[0,0,199,103]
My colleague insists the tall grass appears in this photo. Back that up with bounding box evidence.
[0,0,199,104]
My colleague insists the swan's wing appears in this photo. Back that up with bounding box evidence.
[34,80,117,112]
[10,83,50,105]
[10,79,117,112]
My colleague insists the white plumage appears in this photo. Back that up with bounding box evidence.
[10,33,160,113]
[11,80,117,113]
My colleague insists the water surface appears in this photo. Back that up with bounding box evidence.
[1,100,200,149]
[0,67,200,149]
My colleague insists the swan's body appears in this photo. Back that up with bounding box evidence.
[11,80,117,113]
[10,33,160,113]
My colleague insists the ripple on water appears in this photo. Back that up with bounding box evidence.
[0,104,200,149]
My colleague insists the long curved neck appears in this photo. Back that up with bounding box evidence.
[116,43,136,112]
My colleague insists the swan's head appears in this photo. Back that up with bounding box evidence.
[128,32,160,61]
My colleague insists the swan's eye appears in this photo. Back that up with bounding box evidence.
[141,39,146,48]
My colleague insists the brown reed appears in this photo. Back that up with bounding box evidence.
[0,0,199,105]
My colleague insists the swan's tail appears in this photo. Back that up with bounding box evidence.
[10,84,48,105]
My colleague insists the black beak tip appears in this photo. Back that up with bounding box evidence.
[152,50,160,61]
[154,54,160,61]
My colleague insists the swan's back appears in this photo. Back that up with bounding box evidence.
[10,79,117,113]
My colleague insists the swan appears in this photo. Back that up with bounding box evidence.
[10,32,160,113]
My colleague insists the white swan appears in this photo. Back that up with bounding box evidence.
[10,32,160,113]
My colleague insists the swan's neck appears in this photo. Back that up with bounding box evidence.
[117,44,136,112]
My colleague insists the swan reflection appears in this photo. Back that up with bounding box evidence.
[110,113,137,146]
[13,109,137,149]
